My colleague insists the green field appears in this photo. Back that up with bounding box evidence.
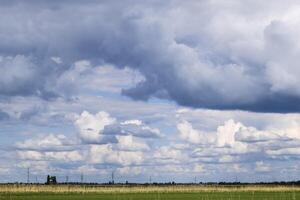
[0,192,299,200]
[0,185,299,200]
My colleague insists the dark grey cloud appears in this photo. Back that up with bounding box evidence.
[1,1,300,112]
[0,110,9,120]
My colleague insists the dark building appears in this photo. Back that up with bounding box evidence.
[46,175,57,185]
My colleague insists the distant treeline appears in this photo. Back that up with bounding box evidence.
[1,181,300,186]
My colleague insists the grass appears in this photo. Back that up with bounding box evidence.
[0,192,299,200]
[0,185,299,200]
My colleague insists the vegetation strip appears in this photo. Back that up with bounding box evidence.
[0,185,299,194]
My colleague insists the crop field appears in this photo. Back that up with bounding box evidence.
[0,185,299,200]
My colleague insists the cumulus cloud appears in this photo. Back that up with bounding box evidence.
[116,135,150,151]
[104,122,162,138]
[235,128,282,143]
[117,166,143,175]
[121,120,143,126]
[178,119,300,162]
[17,150,43,161]
[75,111,117,144]
[177,120,214,145]
[13,109,159,169]
[255,161,271,172]
[0,167,10,174]
[75,110,161,145]
[15,133,84,165]
[89,144,144,166]
[17,150,83,162]
[15,134,74,151]
[216,120,244,147]
[44,151,83,162]
[10,110,300,181]
[193,164,205,173]
[177,119,248,150]
[153,146,188,164]
[266,147,300,157]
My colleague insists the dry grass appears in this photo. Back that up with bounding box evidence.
[0,184,299,194]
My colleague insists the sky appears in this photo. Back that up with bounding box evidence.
[0,0,299,183]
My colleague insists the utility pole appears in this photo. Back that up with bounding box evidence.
[27,168,30,184]
[80,173,84,183]
[111,171,114,184]
[66,175,69,183]
[149,176,152,184]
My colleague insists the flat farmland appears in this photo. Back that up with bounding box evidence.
[0,192,299,200]
[0,185,299,200]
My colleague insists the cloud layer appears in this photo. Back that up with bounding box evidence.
[1,1,300,112]
[9,109,299,182]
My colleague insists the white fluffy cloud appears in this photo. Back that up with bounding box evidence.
[116,135,150,151]
[16,134,73,151]
[75,110,117,144]
[89,144,144,166]
[17,151,43,160]
[266,147,300,157]
[117,166,143,175]
[0,167,10,174]
[17,150,83,162]
[15,110,157,170]
[10,108,300,181]
[153,146,188,164]
[177,120,214,145]
[216,120,245,147]
[177,118,300,162]
[255,161,271,172]
[75,110,162,145]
